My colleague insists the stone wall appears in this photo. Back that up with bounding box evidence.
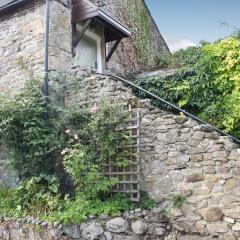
[0,0,45,97]
[48,0,72,72]
[49,0,170,75]
[54,69,240,238]
[140,106,240,238]
[0,210,172,240]
[91,0,170,74]
[0,0,170,95]
[0,0,46,185]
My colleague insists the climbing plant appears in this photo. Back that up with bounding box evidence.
[121,0,154,67]
[0,80,137,222]
[62,100,131,199]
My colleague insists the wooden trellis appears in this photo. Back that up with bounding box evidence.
[103,105,140,201]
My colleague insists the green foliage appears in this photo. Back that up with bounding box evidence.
[13,174,62,217]
[134,191,156,210]
[173,46,202,66]
[123,0,153,67]
[0,78,61,178]
[171,195,186,209]
[134,36,240,138]
[62,100,131,200]
[0,187,17,219]
[0,91,135,223]
[47,193,131,224]
[0,175,62,219]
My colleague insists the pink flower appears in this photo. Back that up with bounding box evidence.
[90,103,98,113]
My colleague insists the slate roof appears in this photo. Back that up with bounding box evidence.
[0,0,32,14]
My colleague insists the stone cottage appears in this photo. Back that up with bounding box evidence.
[2,1,240,239]
[0,0,170,96]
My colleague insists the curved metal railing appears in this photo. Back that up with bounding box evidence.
[106,74,240,144]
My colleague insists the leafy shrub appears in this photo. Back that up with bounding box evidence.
[0,187,17,219]
[0,89,135,222]
[134,36,240,138]
[14,174,62,217]
[62,100,131,199]
[0,78,61,178]
[47,193,131,224]
[0,77,159,223]
[0,174,62,218]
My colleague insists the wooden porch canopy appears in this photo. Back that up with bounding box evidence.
[72,0,131,61]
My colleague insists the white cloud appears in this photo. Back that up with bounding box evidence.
[168,39,197,53]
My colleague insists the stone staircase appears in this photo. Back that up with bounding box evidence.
[56,67,240,238]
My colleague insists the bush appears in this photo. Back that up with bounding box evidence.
[0,78,62,178]
[0,187,17,219]
[62,100,131,199]
[0,83,135,222]
[0,174,62,219]
[47,193,131,224]
[14,174,62,217]
[134,35,240,139]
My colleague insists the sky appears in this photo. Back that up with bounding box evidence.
[145,0,240,52]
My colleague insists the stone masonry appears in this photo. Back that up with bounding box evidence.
[90,0,170,74]
[0,210,172,240]
[51,67,240,238]
[0,0,170,96]
[0,0,45,97]
[1,1,240,238]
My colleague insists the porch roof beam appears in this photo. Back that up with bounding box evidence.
[73,19,92,47]
[106,39,121,62]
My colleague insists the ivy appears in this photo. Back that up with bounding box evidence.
[121,0,154,68]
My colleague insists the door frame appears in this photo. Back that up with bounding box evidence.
[76,24,102,73]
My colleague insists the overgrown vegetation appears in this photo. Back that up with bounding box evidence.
[0,79,60,178]
[0,80,154,223]
[134,32,240,138]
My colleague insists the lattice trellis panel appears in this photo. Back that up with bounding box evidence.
[103,105,140,201]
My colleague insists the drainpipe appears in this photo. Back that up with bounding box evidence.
[44,0,50,97]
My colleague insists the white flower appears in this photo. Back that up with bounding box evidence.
[65,129,71,134]
[61,150,66,155]
[74,134,79,140]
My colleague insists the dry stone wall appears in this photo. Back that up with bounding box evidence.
[0,210,171,240]
[52,68,240,238]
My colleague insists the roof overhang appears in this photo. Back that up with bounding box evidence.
[0,0,32,15]
[72,0,131,43]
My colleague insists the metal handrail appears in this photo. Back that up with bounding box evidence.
[106,74,240,144]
